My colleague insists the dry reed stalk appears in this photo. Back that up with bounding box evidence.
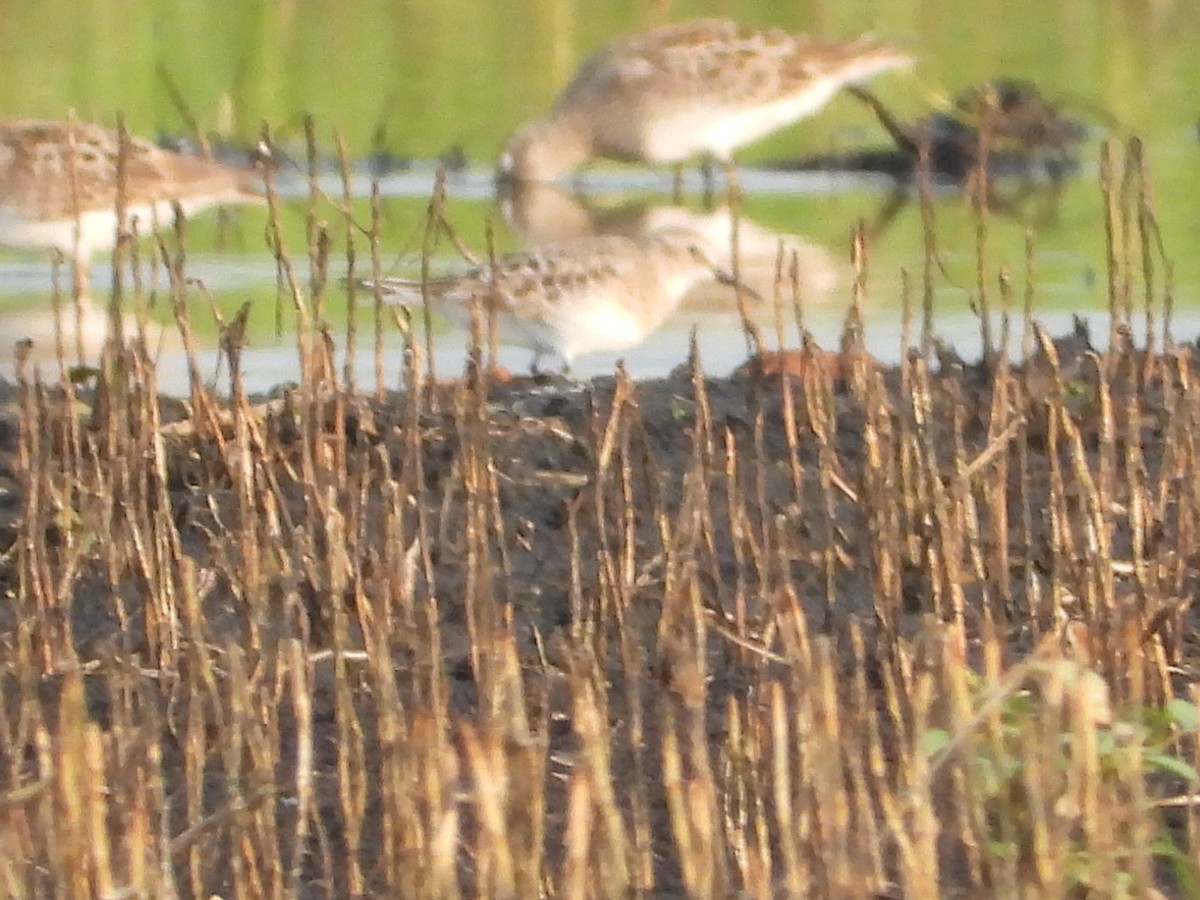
[4,129,1200,900]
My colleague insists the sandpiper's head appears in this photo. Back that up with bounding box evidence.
[642,227,763,302]
[643,227,720,269]
[639,227,730,296]
[496,118,592,184]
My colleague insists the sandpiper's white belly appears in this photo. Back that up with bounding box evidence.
[0,204,97,256]
[539,288,652,362]
[437,285,650,365]
[640,85,844,162]
[0,199,189,259]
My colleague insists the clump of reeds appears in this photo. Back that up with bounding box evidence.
[0,126,1197,899]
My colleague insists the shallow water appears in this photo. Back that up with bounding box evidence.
[1,1,1198,392]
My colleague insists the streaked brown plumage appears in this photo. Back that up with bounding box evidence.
[365,229,729,370]
[0,118,262,290]
[498,19,912,182]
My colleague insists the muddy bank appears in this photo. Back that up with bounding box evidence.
[2,320,1198,896]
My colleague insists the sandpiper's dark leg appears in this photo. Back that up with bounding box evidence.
[722,158,743,204]
[700,158,718,204]
[555,349,574,378]
[72,250,90,299]
[671,163,685,202]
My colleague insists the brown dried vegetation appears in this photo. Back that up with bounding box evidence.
[1,133,1199,898]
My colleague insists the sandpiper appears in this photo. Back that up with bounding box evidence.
[498,180,841,298]
[365,229,732,371]
[497,18,912,185]
[0,118,262,293]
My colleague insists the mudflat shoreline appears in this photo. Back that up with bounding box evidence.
[2,321,1198,895]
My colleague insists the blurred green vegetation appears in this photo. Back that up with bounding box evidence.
[2,0,1196,158]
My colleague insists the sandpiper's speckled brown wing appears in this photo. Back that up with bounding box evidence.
[555,19,907,133]
[0,119,259,221]
[410,235,650,317]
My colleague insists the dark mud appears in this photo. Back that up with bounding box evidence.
[2,319,1198,896]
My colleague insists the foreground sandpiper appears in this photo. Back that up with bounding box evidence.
[365,229,733,371]
[497,180,842,297]
[0,118,263,293]
[497,18,912,184]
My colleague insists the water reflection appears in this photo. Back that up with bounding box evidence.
[0,63,1182,396]
[0,292,171,371]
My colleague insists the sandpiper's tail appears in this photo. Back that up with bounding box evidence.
[358,276,462,304]
[359,277,419,303]
[799,36,914,87]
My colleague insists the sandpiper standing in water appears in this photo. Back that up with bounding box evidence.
[497,18,912,188]
[364,229,734,372]
[0,118,263,294]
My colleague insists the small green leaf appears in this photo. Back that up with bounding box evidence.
[1153,835,1200,897]
[985,840,1018,861]
[1165,699,1200,732]
[923,728,952,758]
[1145,751,1200,784]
